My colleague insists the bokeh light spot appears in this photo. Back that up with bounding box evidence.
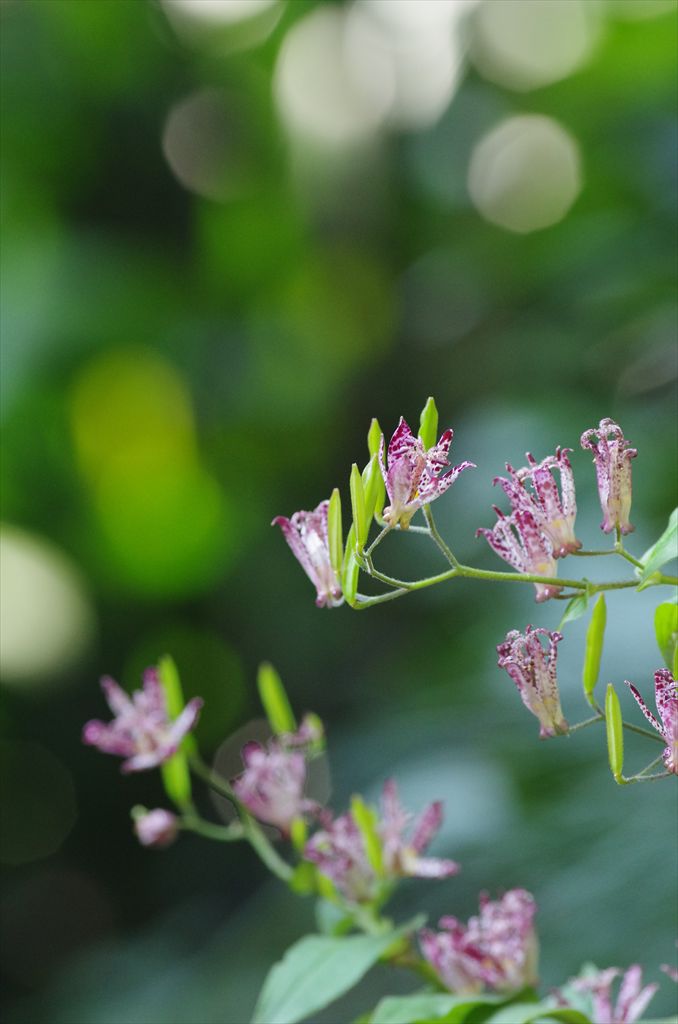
[0,525,95,686]
[0,741,77,864]
[468,114,582,233]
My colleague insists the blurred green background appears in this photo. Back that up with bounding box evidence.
[1,0,677,1021]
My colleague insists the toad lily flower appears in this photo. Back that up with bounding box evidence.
[570,965,658,1024]
[495,448,581,558]
[232,738,316,835]
[379,418,474,529]
[420,889,538,994]
[581,418,637,535]
[477,507,561,602]
[132,807,179,849]
[626,669,678,775]
[82,669,203,773]
[273,500,342,608]
[303,778,459,903]
[497,626,568,738]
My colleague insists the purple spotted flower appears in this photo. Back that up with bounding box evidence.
[626,669,678,775]
[379,418,474,529]
[232,737,317,835]
[497,626,568,739]
[571,965,658,1024]
[82,669,203,773]
[420,889,538,994]
[581,418,637,535]
[273,500,342,608]
[133,808,179,849]
[495,448,581,558]
[303,779,459,903]
[477,507,561,602]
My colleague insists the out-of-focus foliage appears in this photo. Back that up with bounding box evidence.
[1,1,676,1021]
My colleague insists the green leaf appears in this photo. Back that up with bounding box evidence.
[257,662,297,735]
[582,595,606,705]
[350,463,368,551]
[637,508,677,582]
[350,795,384,876]
[486,1005,591,1024]
[558,591,589,629]
[418,397,439,450]
[370,992,506,1024]
[315,899,353,937]
[157,655,193,809]
[328,487,344,577]
[368,417,383,459]
[252,920,424,1024]
[654,600,678,669]
[605,684,625,784]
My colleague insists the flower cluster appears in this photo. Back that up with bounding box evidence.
[626,669,678,775]
[420,889,538,994]
[497,626,568,739]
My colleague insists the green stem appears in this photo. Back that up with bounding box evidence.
[658,574,678,586]
[354,589,409,608]
[568,714,603,734]
[572,549,617,557]
[614,527,645,570]
[620,720,666,744]
[182,815,244,842]
[423,506,459,567]
[365,526,390,559]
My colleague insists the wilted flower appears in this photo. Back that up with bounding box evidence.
[379,418,474,529]
[273,500,342,608]
[232,739,314,834]
[303,778,459,903]
[571,965,658,1024]
[626,669,678,775]
[133,807,179,849]
[82,669,203,773]
[420,889,538,994]
[497,626,568,739]
[495,448,581,558]
[580,419,637,535]
[477,507,561,602]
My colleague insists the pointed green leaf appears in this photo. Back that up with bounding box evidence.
[252,919,424,1024]
[368,417,383,459]
[418,397,438,450]
[370,992,507,1024]
[350,463,368,551]
[558,591,589,629]
[605,684,625,784]
[654,601,678,670]
[257,662,296,735]
[157,655,193,809]
[637,508,677,582]
[487,1005,591,1024]
[327,488,344,577]
[350,795,384,876]
[582,595,606,705]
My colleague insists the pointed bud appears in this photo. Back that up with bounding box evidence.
[418,397,439,451]
[582,596,606,707]
[257,662,297,736]
[605,684,625,784]
[350,463,368,550]
[327,488,343,577]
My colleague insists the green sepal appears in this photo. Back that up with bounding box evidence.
[367,418,383,459]
[654,600,678,670]
[158,655,193,810]
[605,684,625,784]
[257,662,297,735]
[350,795,384,877]
[350,463,368,552]
[327,487,344,577]
[418,396,439,450]
[582,595,606,706]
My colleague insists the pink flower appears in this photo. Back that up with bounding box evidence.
[303,779,459,903]
[133,808,179,848]
[379,418,474,529]
[626,669,678,775]
[581,419,637,535]
[477,507,562,602]
[273,500,342,608]
[420,889,538,994]
[232,739,314,834]
[82,669,203,773]
[497,626,568,739]
[572,965,658,1024]
[495,448,581,558]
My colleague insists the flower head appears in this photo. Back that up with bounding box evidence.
[82,669,203,773]
[580,419,637,535]
[133,808,179,849]
[303,778,459,902]
[497,626,568,738]
[477,507,561,602]
[571,965,658,1024]
[232,738,314,834]
[420,889,538,994]
[626,669,678,775]
[496,448,581,558]
[379,418,474,529]
[273,500,342,608]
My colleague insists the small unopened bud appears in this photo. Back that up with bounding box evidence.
[132,807,179,848]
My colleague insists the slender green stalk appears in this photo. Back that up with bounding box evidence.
[568,714,603,734]
[620,720,666,744]
[354,589,409,608]
[572,549,617,557]
[182,815,244,842]
[659,574,678,586]
[423,506,459,567]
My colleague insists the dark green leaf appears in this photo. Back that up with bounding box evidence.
[558,592,589,629]
[637,508,677,582]
[654,600,678,670]
[371,992,507,1024]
